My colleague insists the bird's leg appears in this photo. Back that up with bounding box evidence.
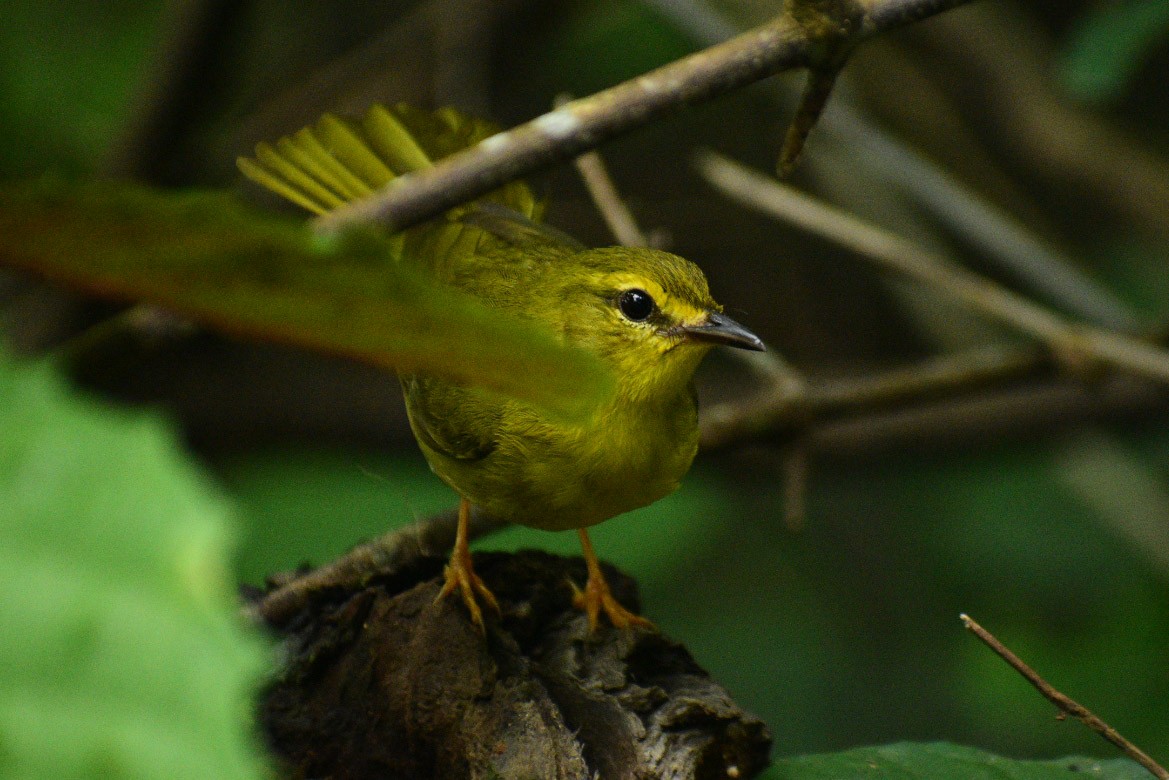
[435,498,500,633]
[571,528,655,632]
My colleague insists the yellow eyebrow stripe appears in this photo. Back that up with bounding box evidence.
[608,275,707,322]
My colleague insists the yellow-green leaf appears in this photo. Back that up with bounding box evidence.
[0,178,612,420]
[0,350,269,779]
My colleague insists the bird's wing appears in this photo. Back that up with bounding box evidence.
[236,104,578,278]
[460,202,586,253]
[400,374,498,462]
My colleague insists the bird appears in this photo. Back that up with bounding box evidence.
[238,103,765,633]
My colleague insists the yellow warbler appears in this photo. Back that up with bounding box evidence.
[238,104,764,632]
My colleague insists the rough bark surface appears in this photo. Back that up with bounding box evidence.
[259,550,772,779]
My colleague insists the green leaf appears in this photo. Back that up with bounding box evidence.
[761,743,1150,779]
[0,178,613,420]
[1059,0,1169,105]
[0,350,269,779]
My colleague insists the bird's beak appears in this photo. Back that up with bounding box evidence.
[681,311,765,351]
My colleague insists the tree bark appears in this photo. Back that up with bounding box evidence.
[259,550,772,779]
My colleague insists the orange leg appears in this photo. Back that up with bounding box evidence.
[435,498,500,633]
[571,528,655,632]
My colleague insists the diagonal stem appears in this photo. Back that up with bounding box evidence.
[961,614,1169,780]
[312,0,972,234]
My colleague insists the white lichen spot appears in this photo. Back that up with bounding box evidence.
[479,131,512,154]
[534,109,582,140]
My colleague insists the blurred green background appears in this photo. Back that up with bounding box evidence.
[3,0,1167,765]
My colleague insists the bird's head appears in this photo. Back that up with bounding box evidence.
[553,247,764,401]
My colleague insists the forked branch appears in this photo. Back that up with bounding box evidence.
[313,0,972,234]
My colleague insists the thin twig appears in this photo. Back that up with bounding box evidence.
[642,0,1139,331]
[312,0,971,234]
[779,65,842,175]
[810,344,1043,413]
[570,151,651,247]
[556,94,651,247]
[701,340,1169,459]
[812,371,1169,460]
[700,342,1042,449]
[697,151,1169,384]
[960,614,1169,780]
[819,105,1139,330]
[775,0,863,174]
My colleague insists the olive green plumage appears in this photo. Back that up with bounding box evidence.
[404,241,718,530]
[239,103,763,628]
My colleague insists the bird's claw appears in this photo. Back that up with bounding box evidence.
[570,574,655,633]
[436,559,500,634]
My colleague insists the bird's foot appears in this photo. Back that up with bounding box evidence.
[435,554,500,634]
[571,571,655,633]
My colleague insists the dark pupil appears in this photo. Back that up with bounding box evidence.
[619,289,655,321]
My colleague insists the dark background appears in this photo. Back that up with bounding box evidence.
[3,0,1167,760]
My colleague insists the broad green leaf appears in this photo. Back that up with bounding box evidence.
[0,178,613,420]
[0,351,268,779]
[1059,0,1169,104]
[762,743,1149,779]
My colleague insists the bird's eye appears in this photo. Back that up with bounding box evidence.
[618,289,655,322]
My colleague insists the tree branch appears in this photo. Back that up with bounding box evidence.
[697,151,1169,384]
[701,340,1169,463]
[700,343,1043,450]
[556,94,652,248]
[961,614,1169,780]
[312,0,971,234]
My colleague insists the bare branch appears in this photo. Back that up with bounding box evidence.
[779,66,843,175]
[312,0,972,234]
[813,371,1169,460]
[556,94,652,247]
[700,343,1043,449]
[700,338,1169,464]
[697,151,1169,384]
[819,109,1138,330]
[571,151,651,248]
[961,614,1169,780]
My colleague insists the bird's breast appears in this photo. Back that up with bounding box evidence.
[427,387,700,532]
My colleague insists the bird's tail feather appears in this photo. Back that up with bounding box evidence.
[237,104,550,273]
[237,103,540,223]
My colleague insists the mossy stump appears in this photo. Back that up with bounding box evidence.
[259,550,771,779]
